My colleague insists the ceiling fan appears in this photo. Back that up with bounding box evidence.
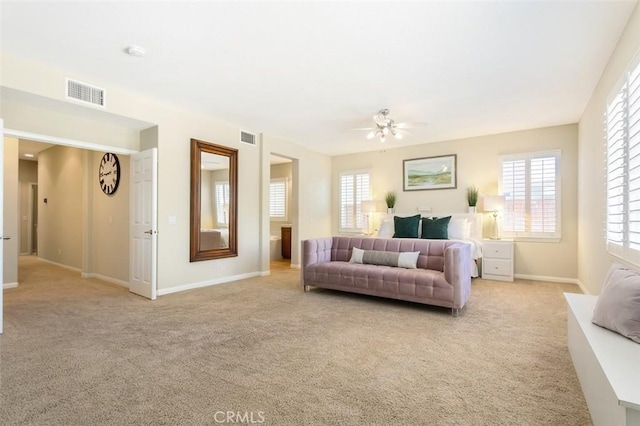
[355,109,428,143]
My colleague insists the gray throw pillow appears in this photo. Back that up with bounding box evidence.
[592,264,640,343]
[349,247,419,269]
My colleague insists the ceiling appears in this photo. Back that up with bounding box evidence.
[16,139,54,162]
[2,1,637,156]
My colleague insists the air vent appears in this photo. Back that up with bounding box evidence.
[240,130,256,146]
[66,78,106,107]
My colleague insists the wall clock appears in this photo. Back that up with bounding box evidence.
[99,153,121,195]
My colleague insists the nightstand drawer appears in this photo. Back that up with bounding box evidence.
[483,258,512,277]
[484,242,512,259]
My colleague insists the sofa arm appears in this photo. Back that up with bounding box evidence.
[301,238,334,288]
[444,243,472,309]
[302,238,334,267]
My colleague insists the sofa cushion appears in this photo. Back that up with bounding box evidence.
[592,264,640,343]
[393,214,421,238]
[349,247,420,269]
[421,216,451,239]
[304,261,453,302]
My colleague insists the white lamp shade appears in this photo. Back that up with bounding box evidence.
[361,200,378,213]
[484,195,505,212]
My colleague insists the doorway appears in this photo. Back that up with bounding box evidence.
[30,183,38,255]
[268,154,299,272]
[5,129,156,300]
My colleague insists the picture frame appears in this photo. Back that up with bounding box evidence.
[403,154,457,191]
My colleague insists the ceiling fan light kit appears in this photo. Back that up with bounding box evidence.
[362,109,423,143]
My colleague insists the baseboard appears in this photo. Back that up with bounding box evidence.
[515,274,580,285]
[574,279,590,295]
[3,282,18,289]
[260,271,271,277]
[37,257,82,273]
[290,263,301,270]
[157,271,262,296]
[81,272,128,288]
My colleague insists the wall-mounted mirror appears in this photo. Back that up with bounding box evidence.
[190,138,238,262]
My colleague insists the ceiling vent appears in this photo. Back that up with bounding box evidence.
[66,78,106,108]
[240,130,257,146]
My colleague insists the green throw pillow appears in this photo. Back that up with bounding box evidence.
[393,214,421,238]
[421,216,451,239]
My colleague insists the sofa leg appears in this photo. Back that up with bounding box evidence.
[303,285,310,292]
[451,305,467,317]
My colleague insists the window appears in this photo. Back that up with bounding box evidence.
[269,178,287,220]
[339,170,371,232]
[215,181,230,226]
[606,55,640,265]
[499,150,561,241]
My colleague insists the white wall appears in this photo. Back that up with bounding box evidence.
[38,146,84,269]
[578,3,640,294]
[89,151,130,284]
[332,124,579,280]
[269,162,292,236]
[3,137,19,286]
[262,135,332,271]
[18,159,37,255]
[1,53,333,292]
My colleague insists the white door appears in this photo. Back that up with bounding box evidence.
[129,148,157,300]
[0,119,4,333]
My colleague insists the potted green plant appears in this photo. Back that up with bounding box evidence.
[384,190,397,214]
[466,185,478,213]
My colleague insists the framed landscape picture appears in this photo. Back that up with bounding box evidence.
[403,154,457,191]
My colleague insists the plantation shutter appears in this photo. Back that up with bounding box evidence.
[499,151,560,240]
[215,181,230,225]
[606,88,626,254]
[340,170,371,232]
[269,179,287,220]
[502,158,526,233]
[628,61,640,253]
[607,55,640,265]
[530,155,557,234]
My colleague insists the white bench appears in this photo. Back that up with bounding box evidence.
[565,293,640,426]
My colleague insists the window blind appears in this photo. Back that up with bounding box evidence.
[339,170,371,232]
[499,151,560,240]
[606,55,640,264]
[269,179,287,220]
[215,181,230,226]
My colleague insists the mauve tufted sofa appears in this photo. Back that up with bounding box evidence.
[302,236,472,314]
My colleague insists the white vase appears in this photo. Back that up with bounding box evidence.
[468,206,476,213]
[387,208,395,215]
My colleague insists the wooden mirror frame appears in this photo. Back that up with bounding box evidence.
[190,138,238,262]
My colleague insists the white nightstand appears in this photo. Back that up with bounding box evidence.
[482,239,514,282]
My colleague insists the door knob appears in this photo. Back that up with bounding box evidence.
[2,236,11,240]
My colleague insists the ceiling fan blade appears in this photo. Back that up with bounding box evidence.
[396,122,429,129]
[349,127,377,131]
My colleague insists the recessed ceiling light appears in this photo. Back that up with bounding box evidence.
[126,45,145,57]
[24,153,34,158]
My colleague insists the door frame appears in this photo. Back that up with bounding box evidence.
[1,119,4,334]
[27,182,38,255]
[2,128,156,300]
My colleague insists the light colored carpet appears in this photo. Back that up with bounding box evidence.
[0,256,591,425]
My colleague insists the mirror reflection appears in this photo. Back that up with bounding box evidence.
[190,139,237,261]
[200,152,230,250]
